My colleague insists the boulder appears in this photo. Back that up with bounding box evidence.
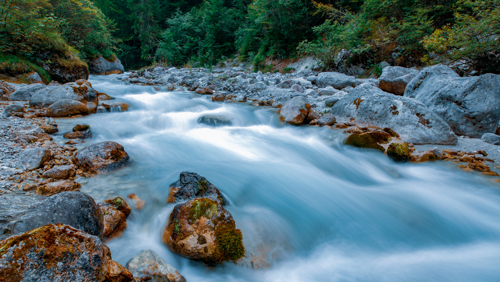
[46,99,89,117]
[126,250,185,282]
[310,113,336,126]
[387,142,411,162]
[378,66,419,95]
[0,224,109,282]
[316,72,356,89]
[27,72,43,84]
[404,64,500,138]
[42,165,76,179]
[43,52,89,83]
[330,84,457,145]
[0,192,103,240]
[36,180,81,196]
[9,83,46,101]
[104,197,132,217]
[74,141,130,174]
[167,172,225,205]
[30,81,97,108]
[106,260,134,282]
[279,96,310,125]
[162,198,245,264]
[481,133,500,145]
[291,84,304,93]
[19,147,51,170]
[2,103,24,117]
[89,56,125,75]
[318,86,338,96]
[98,203,127,239]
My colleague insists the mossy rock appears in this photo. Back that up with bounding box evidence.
[346,133,385,152]
[163,198,245,265]
[387,142,411,162]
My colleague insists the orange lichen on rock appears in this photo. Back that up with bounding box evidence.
[0,224,109,281]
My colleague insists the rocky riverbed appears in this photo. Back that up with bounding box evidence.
[1,63,500,281]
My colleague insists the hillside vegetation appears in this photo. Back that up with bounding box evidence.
[1,0,499,78]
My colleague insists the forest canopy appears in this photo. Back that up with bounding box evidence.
[1,0,499,74]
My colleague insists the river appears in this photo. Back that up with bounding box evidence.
[55,74,500,281]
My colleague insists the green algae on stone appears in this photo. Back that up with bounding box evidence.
[188,198,218,223]
[346,133,385,152]
[387,142,411,162]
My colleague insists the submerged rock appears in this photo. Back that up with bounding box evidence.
[345,133,386,152]
[104,197,132,217]
[126,250,185,282]
[0,224,109,282]
[279,96,310,125]
[167,172,225,205]
[163,198,245,265]
[0,191,103,240]
[405,64,500,138]
[74,141,129,174]
[197,115,232,126]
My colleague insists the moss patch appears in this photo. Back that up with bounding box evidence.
[346,133,385,152]
[387,143,411,162]
[188,198,218,223]
[214,222,245,263]
[0,55,51,83]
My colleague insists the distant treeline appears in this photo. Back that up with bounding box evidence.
[1,0,499,73]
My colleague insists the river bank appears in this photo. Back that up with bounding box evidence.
[1,70,500,281]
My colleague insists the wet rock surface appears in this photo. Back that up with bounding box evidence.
[378,66,419,95]
[36,179,81,196]
[330,84,457,145]
[279,96,310,125]
[74,141,129,174]
[163,198,245,264]
[0,191,103,240]
[89,56,125,75]
[126,250,185,282]
[46,99,89,117]
[0,224,109,282]
[405,64,500,138]
[168,172,225,205]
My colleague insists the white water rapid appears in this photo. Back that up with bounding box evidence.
[53,74,500,281]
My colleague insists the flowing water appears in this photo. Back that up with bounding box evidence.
[56,74,500,281]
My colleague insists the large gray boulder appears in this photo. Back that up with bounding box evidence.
[88,56,125,75]
[30,81,97,108]
[19,147,51,170]
[9,83,46,101]
[0,191,104,240]
[316,72,356,89]
[46,99,89,117]
[404,64,500,137]
[331,84,457,144]
[126,250,185,282]
[378,66,419,95]
[280,96,310,125]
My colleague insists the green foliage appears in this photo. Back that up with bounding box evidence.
[0,0,116,80]
[0,55,51,83]
[156,0,248,67]
[423,0,500,72]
